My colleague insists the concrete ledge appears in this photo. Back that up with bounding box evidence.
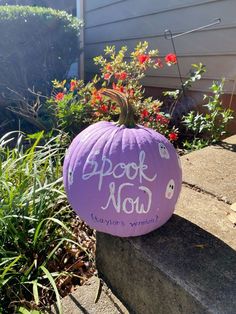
[181,135,236,204]
[97,212,236,314]
[96,137,236,314]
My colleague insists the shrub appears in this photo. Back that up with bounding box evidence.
[46,42,233,150]
[0,0,75,14]
[47,42,179,142]
[0,5,81,134]
[182,79,234,150]
[0,131,94,313]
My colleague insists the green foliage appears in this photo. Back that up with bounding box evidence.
[183,63,207,89]
[163,63,206,118]
[182,79,234,150]
[0,5,81,135]
[0,5,79,29]
[48,42,179,142]
[46,42,233,151]
[0,131,87,313]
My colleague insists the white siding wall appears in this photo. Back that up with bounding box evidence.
[84,0,236,93]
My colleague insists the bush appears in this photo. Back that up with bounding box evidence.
[0,0,76,14]
[0,131,95,313]
[0,5,81,134]
[182,79,234,150]
[46,41,233,151]
[47,42,179,142]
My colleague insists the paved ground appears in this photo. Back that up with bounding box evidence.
[181,135,236,204]
[52,276,129,314]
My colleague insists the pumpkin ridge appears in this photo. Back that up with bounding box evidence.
[82,124,116,170]
[99,125,121,160]
[68,122,114,185]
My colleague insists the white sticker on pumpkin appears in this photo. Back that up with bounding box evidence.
[68,168,74,185]
[165,179,175,199]
[158,143,170,159]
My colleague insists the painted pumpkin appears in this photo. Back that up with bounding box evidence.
[63,89,182,237]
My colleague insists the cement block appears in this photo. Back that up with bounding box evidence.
[176,187,236,249]
[97,187,236,314]
[181,135,236,204]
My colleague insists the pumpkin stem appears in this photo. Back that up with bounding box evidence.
[100,89,136,128]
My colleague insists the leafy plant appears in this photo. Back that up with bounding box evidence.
[0,131,93,313]
[163,63,206,123]
[0,5,82,135]
[47,42,179,142]
[182,79,234,150]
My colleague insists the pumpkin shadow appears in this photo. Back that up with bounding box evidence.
[96,214,236,313]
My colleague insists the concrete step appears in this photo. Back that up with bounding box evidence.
[96,135,236,314]
[52,276,129,314]
[181,135,236,204]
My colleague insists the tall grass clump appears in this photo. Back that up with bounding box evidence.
[0,131,90,313]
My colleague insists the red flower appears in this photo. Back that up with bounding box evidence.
[100,104,108,112]
[106,64,113,71]
[94,112,101,118]
[128,89,134,97]
[70,80,76,91]
[115,72,127,80]
[104,73,111,80]
[55,92,64,101]
[91,89,103,104]
[169,132,178,141]
[119,72,127,80]
[156,114,169,125]
[165,53,177,65]
[155,58,163,68]
[112,83,125,93]
[141,109,149,119]
[115,73,120,80]
[137,54,150,64]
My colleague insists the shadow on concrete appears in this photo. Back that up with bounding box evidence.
[68,294,90,314]
[216,141,236,152]
[52,294,90,314]
[97,214,236,314]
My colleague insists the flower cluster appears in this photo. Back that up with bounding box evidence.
[51,42,178,142]
[137,98,178,142]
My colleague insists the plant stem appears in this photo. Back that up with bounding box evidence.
[100,89,136,128]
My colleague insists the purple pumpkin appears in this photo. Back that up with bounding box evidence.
[63,89,182,237]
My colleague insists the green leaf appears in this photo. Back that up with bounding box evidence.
[40,266,62,314]
[18,307,41,314]
[1,255,22,280]
[18,307,31,314]
[33,280,40,306]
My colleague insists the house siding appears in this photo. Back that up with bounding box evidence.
[84,0,236,94]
